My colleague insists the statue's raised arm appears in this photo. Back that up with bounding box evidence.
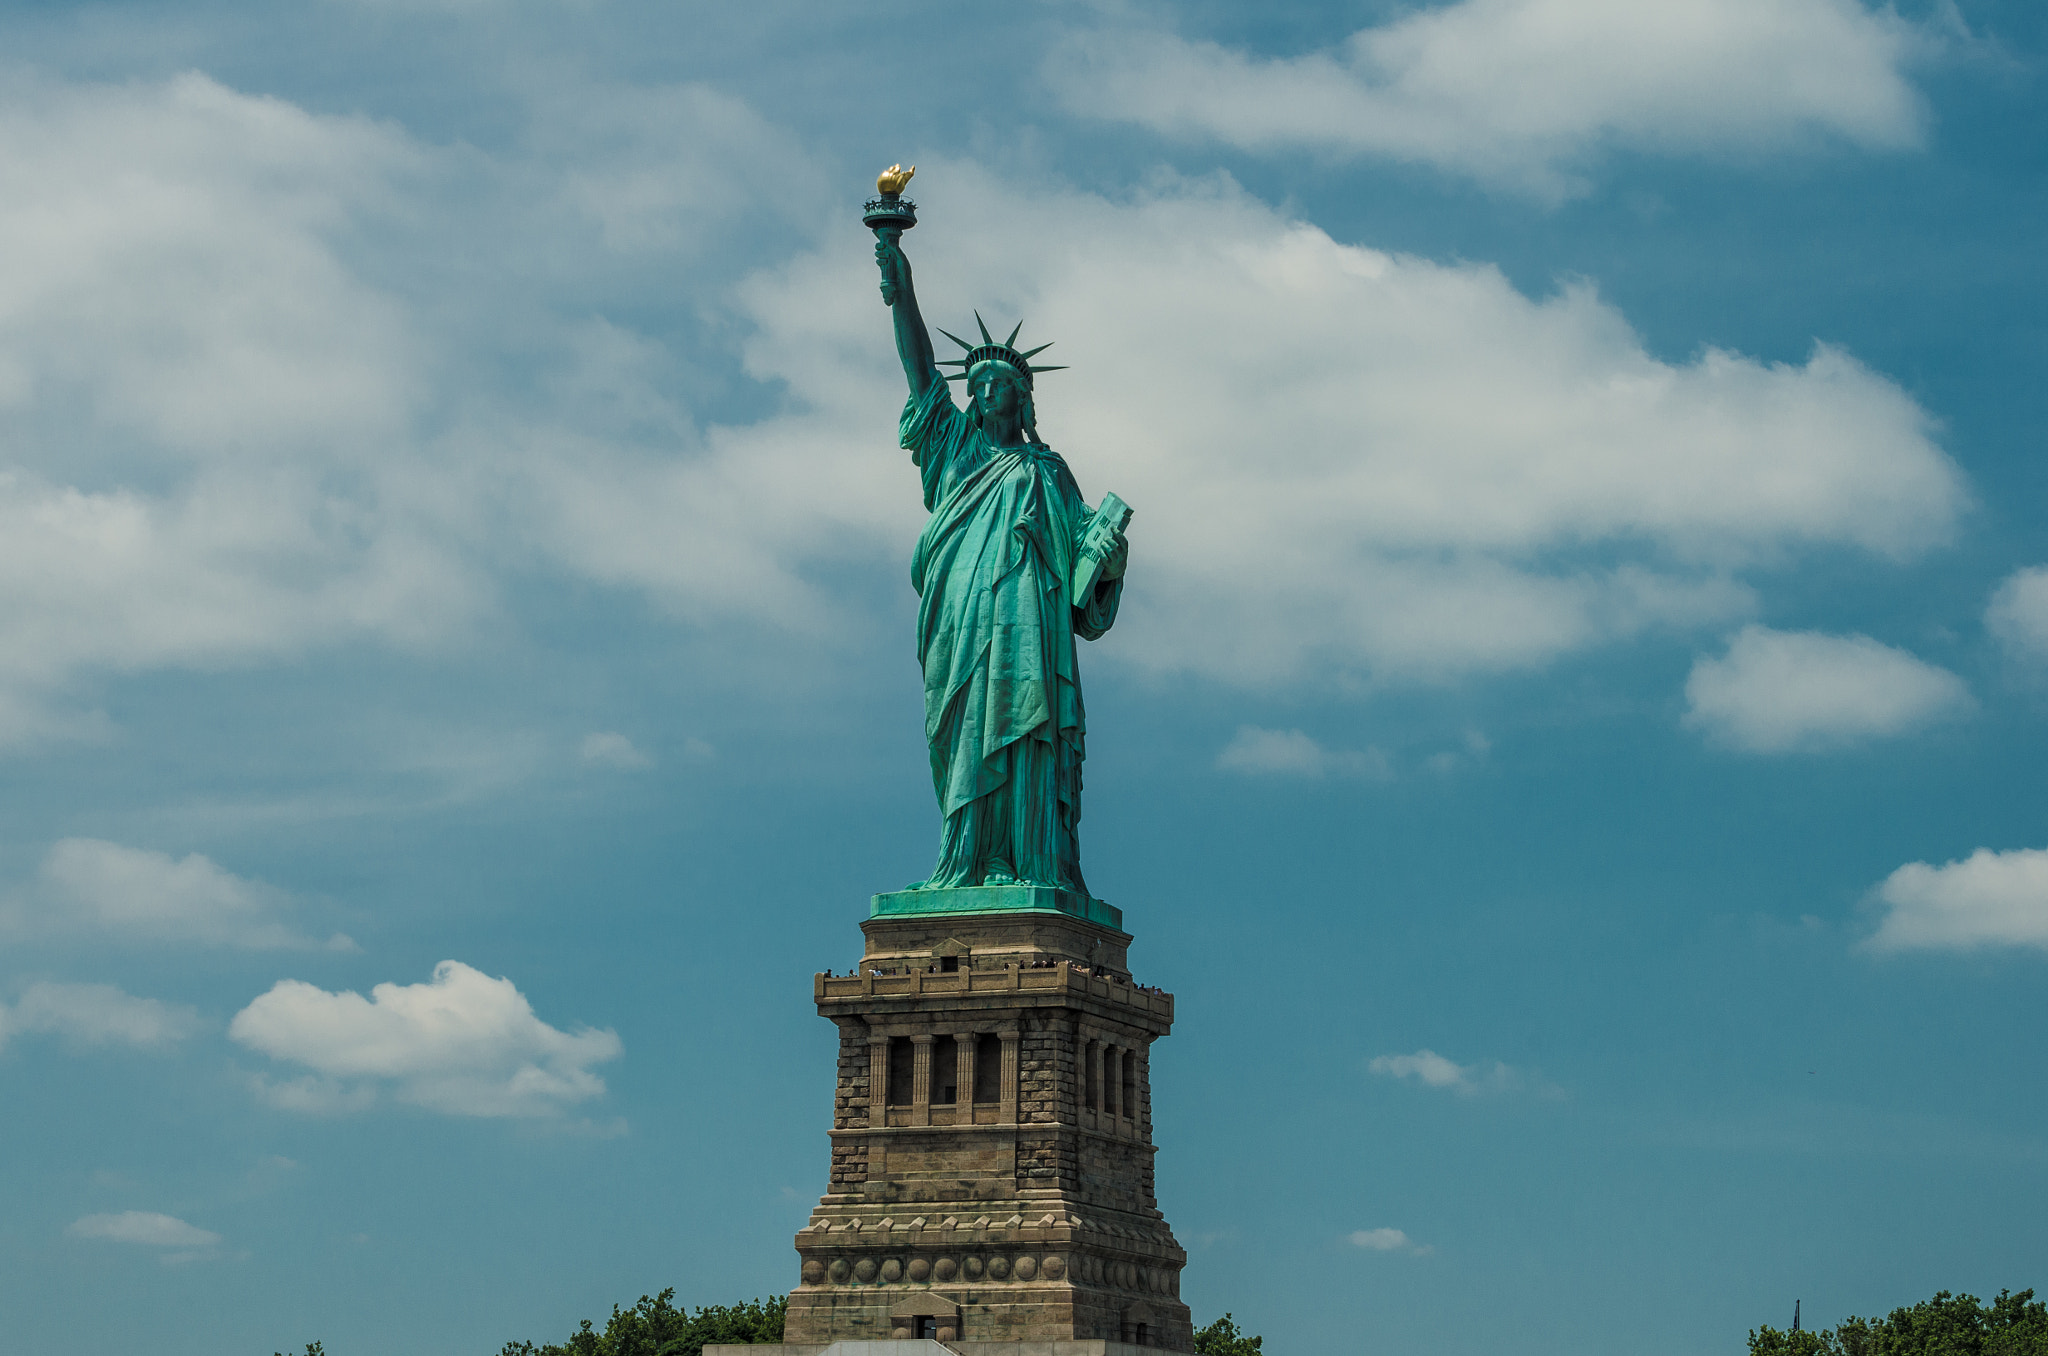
[875,234,937,398]
[867,167,937,398]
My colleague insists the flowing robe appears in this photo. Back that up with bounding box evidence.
[901,379,1122,892]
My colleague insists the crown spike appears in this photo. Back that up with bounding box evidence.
[943,371,970,381]
[936,328,975,352]
[1019,343,1055,359]
[1005,320,1024,347]
[1028,364,1068,374]
[974,311,994,344]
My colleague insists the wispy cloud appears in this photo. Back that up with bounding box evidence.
[0,981,200,1051]
[1216,726,1391,779]
[3,838,353,951]
[1050,0,1925,198]
[1987,566,2048,664]
[1866,846,2048,953]
[67,1210,221,1258]
[1683,626,1969,753]
[578,731,653,770]
[229,960,622,1118]
[1349,1227,1433,1255]
[1369,1048,1545,1097]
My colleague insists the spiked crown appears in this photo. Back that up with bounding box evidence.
[936,312,1067,389]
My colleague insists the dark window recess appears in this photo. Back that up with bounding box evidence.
[973,1033,1002,1102]
[933,1035,958,1103]
[938,954,959,972]
[886,1037,914,1106]
[1122,1050,1138,1115]
[1084,1042,1099,1110]
[917,1318,938,1339]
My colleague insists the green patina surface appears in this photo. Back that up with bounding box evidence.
[869,885,1122,931]
[870,179,1132,911]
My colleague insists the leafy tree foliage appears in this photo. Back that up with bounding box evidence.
[1750,1327,1834,1356]
[1194,1312,1265,1356]
[1750,1290,2048,1356]
[498,1290,786,1356]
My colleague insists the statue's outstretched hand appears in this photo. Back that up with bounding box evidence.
[875,237,909,307]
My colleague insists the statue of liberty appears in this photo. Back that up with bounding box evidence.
[868,169,1130,898]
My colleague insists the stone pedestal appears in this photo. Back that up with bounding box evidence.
[779,892,1193,1351]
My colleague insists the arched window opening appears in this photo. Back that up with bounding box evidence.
[1121,1049,1138,1116]
[933,1035,958,1103]
[1102,1045,1119,1116]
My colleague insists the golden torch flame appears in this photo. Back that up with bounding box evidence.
[876,164,916,196]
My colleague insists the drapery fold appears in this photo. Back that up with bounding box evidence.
[900,379,1123,892]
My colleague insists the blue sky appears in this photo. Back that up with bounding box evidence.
[0,1,2044,1352]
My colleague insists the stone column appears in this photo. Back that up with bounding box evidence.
[956,1033,978,1117]
[1135,1044,1151,1137]
[911,1034,935,1127]
[999,1030,1020,1124]
[1120,1049,1135,1127]
[868,1033,891,1115]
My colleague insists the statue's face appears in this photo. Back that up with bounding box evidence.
[970,363,1025,423]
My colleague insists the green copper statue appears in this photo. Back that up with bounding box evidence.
[867,167,1131,898]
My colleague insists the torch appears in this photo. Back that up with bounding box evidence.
[863,164,917,241]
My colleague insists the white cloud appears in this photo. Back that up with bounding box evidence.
[722,162,1961,686]
[0,71,1966,726]
[5,838,352,950]
[1349,1227,1432,1254]
[578,731,653,769]
[531,81,827,258]
[1216,726,1391,779]
[1370,1048,1526,1096]
[228,960,623,1117]
[1986,566,2048,663]
[1867,846,2048,953]
[1051,0,1924,196]
[0,69,858,746]
[1683,625,1970,752]
[0,72,484,743]
[67,1211,220,1248]
[0,981,200,1050]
